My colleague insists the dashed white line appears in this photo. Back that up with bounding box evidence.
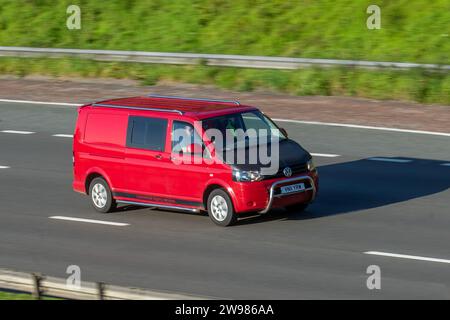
[49,216,129,227]
[1,130,35,135]
[52,134,73,138]
[367,157,412,163]
[365,251,450,264]
[441,163,450,167]
[0,165,10,169]
[0,99,81,107]
[311,153,340,158]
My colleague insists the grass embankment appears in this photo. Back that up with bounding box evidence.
[0,291,37,300]
[2,57,448,104]
[0,0,448,104]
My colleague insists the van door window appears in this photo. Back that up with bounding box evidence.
[126,116,168,151]
[172,121,209,158]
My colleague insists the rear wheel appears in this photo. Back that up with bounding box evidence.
[207,189,237,227]
[89,177,116,213]
[286,203,309,213]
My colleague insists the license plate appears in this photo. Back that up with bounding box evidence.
[280,183,305,194]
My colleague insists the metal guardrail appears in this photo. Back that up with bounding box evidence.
[0,268,208,300]
[0,46,448,71]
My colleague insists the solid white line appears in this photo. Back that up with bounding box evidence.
[1,98,449,137]
[367,157,412,163]
[52,134,73,138]
[311,153,340,158]
[365,251,450,264]
[0,166,10,169]
[49,216,129,227]
[0,99,81,106]
[274,119,450,137]
[1,130,35,135]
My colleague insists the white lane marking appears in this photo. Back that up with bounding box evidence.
[311,153,340,158]
[0,99,81,107]
[367,157,412,163]
[0,165,10,169]
[1,130,35,135]
[49,216,129,227]
[441,163,450,166]
[274,119,450,137]
[52,134,73,138]
[1,98,449,137]
[365,251,450,264]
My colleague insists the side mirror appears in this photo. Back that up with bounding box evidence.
[280,127,288,138]
[186,143,203,156]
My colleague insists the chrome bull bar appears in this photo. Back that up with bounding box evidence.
[259,175,316,214]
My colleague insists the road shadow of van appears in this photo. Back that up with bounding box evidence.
[237,157,450,225]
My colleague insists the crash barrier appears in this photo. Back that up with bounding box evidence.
[0,268,208,300]
[0,46,448,71]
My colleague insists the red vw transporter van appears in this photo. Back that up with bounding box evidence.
[73,95,319,226]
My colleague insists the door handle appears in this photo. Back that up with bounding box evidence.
[155,154,162,160]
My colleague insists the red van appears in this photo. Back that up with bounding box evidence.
[73,95,318,226]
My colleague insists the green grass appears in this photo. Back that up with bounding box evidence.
[0,291,38,300]
[0,0,448,64]
[0,291,61,300]
[0,0,448,104]
[1,57,448,105]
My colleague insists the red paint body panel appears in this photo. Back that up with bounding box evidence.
[73,96,319,214]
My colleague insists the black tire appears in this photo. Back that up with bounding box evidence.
[286,202,309,213]
[207,189,237,226]
[88,177,117,213]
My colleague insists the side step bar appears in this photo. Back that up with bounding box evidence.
[116,200,200,213]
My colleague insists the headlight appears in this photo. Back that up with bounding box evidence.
[232,169,263,182]
[307,159,316,171]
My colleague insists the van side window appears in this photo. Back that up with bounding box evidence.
[172,121,210,158]
[126,116,168,151]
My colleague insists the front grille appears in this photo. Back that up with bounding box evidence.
[263,163,308,180]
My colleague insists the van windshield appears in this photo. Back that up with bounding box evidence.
[201,111,286,151]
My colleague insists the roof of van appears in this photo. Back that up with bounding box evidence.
[89,95,258,120]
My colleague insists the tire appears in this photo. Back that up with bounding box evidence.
[207,189,237,226]
[286,202,309,213]
[89,177,116,213]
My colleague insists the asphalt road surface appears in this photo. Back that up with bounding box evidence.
[0,101,449,299]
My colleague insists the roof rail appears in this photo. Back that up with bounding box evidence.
[92,103,184,114]
[148,94,240,106]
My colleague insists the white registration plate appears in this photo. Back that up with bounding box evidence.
[280,183,305,194]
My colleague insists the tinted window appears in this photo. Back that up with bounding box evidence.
[171,120,209,157]
[241,112,269,131]
[202,111,285,151]
[172,121,195,152]
[126,116,167,151]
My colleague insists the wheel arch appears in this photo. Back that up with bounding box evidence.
[84,168,113,195]
[202,181,238,211]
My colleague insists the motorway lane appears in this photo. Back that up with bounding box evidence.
[1,101,450,160]
[0,101,450,298]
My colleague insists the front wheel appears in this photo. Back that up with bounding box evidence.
[89,177,116,213]
[207,189,237,227]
